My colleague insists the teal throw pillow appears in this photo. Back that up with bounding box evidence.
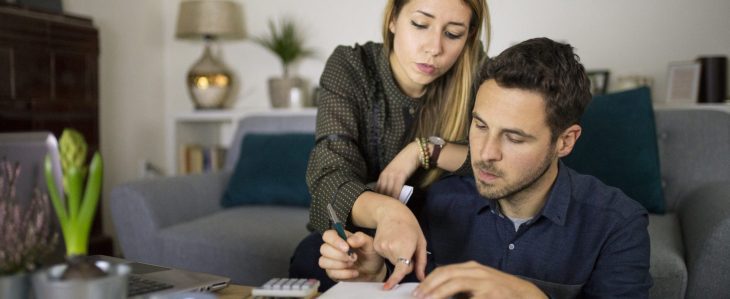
[563,87,665,213]
[221,133,315,207]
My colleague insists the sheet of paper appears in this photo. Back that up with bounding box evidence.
[318,282,419,299]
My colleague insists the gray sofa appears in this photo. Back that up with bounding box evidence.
[110,111,315,285]
[110,106,730,298]
[647,106,730,299]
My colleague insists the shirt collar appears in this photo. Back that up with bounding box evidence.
[476,161,572,226]
[539,160,571,226]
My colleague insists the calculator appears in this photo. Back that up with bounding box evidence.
[251,278,319,298]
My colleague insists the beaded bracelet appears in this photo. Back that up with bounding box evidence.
[415,137,430,169]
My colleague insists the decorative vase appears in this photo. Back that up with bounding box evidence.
[186,40,234,109]
[32,259,130,299]
[268,77,309,108]
[0,272,30,299]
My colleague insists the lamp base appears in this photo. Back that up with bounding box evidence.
[186,41,233,109]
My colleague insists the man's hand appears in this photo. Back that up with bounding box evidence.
[319,230,386,282]
[376,141,420,199]
[413,261,547,299]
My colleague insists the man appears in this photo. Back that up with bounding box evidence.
[318,37,652,298]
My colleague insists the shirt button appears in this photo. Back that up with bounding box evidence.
[408,107,415,115]
[508,243,515,250]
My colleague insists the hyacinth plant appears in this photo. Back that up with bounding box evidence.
[44,129,103,261]
[0,159,58,275]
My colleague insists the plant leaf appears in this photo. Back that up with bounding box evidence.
[251,17,314,74]
[77,152,103,254]
[44,155,68,231]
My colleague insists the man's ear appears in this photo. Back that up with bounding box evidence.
[556,124,582,158]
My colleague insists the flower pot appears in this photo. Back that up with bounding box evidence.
[268,77,309,108]
[32,259,130,299]
[0,272,30,299]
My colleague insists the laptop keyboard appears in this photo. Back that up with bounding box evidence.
[128,275,174,297]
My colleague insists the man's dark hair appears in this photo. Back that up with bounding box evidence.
[478,37,592,140]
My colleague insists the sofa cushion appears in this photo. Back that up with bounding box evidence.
[158,206,310,284]
[222,133,315,207]
[563,87,665,213]
[648,213,687,299]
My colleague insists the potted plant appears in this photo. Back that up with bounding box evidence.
[0,160,57,299]
[253,17,315,108]
[33,129,129,299]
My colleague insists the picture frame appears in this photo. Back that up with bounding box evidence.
[587,70,610,95]
[665,61,701,104]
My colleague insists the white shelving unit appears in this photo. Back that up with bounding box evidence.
[167,107,317,175]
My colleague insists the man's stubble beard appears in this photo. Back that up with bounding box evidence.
[473,146,556,201]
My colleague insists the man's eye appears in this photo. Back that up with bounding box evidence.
[507,136,524,144]
[411,20,427,29]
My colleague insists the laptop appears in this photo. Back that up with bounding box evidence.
[91,255,230,298]
[0,131,65,204]
[0,132,230,297]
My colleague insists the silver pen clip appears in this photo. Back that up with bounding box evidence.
[327,203,340,224]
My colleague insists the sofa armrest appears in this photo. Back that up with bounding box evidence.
[110,172,230,261]
[677,181,730,298]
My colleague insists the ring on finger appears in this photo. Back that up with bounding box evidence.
[397,257,411,266]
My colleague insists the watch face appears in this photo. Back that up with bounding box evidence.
[428,136,445,145]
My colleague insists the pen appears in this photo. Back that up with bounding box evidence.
[327,203,354,256]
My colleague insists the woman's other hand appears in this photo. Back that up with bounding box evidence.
[377,141,421,199]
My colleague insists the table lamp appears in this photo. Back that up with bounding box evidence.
[176,0,244,109]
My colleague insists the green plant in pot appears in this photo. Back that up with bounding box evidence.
[253,17,314,108]
[35,129,129,299]
[44,129,104,278]
[0,160,58,298]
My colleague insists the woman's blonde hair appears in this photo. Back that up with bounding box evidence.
[381,0,491,187]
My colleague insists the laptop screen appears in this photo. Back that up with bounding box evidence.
[0,131,64,202]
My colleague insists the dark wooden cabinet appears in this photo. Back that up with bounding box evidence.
[0,4,111,255]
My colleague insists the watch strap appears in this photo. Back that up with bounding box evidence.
[430,142,443,168]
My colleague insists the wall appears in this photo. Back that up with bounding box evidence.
[61,0,730,250]
[63,0,166,251]
[165,0,730,114]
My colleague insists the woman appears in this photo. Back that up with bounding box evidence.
[290,0,490,289]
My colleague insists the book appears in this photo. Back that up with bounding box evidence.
[178,144,227,174]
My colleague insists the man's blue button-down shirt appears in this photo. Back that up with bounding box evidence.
[420,162,652,298]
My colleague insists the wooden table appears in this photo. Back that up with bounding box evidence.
[216,284,253,299]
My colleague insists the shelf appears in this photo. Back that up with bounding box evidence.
[654,102,730,112]
[174,107,317,122]
[167,107,317,175]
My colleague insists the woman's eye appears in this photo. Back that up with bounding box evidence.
[445,31,463,40]
[411,20,427,29]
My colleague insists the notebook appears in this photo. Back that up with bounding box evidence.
[92,255,230,298]
[319,282,419,299]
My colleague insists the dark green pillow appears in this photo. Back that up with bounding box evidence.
[563,87,665,213]
[221,133,315,207]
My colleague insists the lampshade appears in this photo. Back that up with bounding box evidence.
[176,0,245,39]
